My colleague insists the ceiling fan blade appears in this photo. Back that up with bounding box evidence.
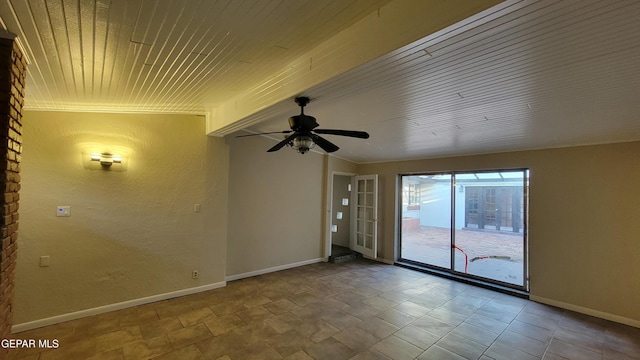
[267,132,298,152]
[314,129,370,139]
[311,134,339,153]
[235,130,292,138]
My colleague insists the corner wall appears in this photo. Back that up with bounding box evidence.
[358,141,640,326]
[15,111,229,325]
[225,135,326,278]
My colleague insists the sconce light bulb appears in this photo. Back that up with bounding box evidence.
[89,152,123,167]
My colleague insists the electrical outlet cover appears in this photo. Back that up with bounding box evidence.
[40,256,51,267]
[56,206,71,217]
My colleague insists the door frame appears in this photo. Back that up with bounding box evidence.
[397,169,530,291]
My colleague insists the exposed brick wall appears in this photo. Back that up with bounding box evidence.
[0,37,25,359]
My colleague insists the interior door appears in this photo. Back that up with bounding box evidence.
[351,175,378,259]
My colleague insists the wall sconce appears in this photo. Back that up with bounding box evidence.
[91,152,122,167]
[83,151,127,171]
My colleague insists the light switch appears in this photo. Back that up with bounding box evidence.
[56,206,71,217]
[40,256,50,267]
[194,204,201,212]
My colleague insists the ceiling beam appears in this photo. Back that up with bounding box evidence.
[205,0,503,136]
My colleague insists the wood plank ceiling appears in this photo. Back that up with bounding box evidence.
[233,0,640,162]
[0,0,389,112]
[2,0,640,163]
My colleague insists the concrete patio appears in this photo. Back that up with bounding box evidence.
[401,226,525,286]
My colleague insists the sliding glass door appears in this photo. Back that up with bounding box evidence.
[400,170,528,290]
[401,174,452,269]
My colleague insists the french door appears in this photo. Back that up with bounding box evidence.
[399,170,528,290]
[351,175,378,259]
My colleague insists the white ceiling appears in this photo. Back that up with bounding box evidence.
[2,0,640,163]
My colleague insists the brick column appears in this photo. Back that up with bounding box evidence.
[0,36,25,358]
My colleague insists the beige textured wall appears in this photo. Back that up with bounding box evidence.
[226,135,325,276]
[16,110,639,326]
[16,111,229,323]
[358,141,640,324]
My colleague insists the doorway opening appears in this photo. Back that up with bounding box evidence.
[328,173,378,263]
[329,174,358,263]
[399,170,529,291]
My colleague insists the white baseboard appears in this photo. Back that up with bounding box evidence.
[12,281,226,333]
[225,258,323,282]
[530,295,640,328]
[362,255,394,265]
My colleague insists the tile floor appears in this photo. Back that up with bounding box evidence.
[9,259,640,360]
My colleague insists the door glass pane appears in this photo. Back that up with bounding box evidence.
[400,174,452,269]
[366,221,374,235]
[454,170,526,286]
[366,207,373,220]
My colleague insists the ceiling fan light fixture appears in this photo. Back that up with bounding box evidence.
[291,136,315,154]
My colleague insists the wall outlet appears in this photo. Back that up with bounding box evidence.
[192,269,199,279]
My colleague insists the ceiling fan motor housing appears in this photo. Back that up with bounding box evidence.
[288,114,318,131]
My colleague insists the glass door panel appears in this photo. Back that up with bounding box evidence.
[453,170,527,287]
[400,174,452,269]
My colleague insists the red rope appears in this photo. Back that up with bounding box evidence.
[452,246,511,273]
[470,255,511,262]
[452,244,468,273]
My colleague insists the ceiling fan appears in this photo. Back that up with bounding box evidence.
[236,97,369,154]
